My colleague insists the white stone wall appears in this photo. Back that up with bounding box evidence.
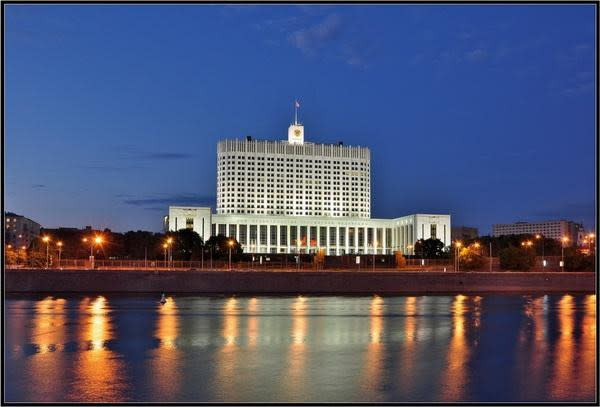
[168,206,212,242]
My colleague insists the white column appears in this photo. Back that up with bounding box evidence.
[326,226,330,255]
[267,224,271,253]
[364,226,368,254]
[382,227,386,255]
[307,225,311,253]
[236,223,240,244]
[287,225,291,253]
[336,226,340,255]
[345,227,349,255]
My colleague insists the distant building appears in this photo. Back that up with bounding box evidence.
[492,220,584,245]
[451,226,479,241]
[4,212,41,249]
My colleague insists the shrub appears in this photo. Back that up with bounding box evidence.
[499,246,535,271]
[459,247,485,270]
[395,251,406,268]
[564,248,595,271]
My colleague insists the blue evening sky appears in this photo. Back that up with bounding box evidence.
[4,4,596,234]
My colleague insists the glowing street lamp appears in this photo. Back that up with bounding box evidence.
[166,237,173,268]
[561,236,569,270]
[57,241,63,268]
[535,234,545,268]
[42,236,51,269]
[228,240,234,271]
[455,241,462,272]
[84,235,103,269]
[163,243,168,266]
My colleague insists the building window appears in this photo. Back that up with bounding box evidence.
[280,226,288,246]
[218,224,226,236]
[250,225,257,246]
[431,224,437,240]
[290,226,297,246]
[240,225,247,245]
[319,226,327,247]
[260,225,267,245]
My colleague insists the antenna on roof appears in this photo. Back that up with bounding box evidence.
[294,99,300,125]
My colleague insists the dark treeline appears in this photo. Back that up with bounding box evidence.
[33,228,243,261]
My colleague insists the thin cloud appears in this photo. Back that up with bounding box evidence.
[123,193,215,208]
[137,152,194,160]
[288,14,342,56]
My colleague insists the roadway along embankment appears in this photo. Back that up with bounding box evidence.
[4,269,596,294]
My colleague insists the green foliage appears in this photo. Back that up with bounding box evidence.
[564,247,595,271]
[204,234,243,260]
[498,246,536,271]
[26,251,47,268]
[413,238,447,259]
[459,247,485,270]
[468,234,564,257]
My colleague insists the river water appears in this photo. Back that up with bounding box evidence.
[3,293,596,402]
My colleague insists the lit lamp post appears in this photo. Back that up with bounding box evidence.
[42,236,51,269]
[407,244,413,267]
[228,239,234,271]
[455,241,462,272]
[561,236,569,270]
[163,243,168,267]
[57,241,63,269]
[588,233,595,253]
[166,237,173,269]
[84,236,103,269]
[535,234,545,268]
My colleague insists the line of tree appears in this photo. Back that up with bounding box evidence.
[25,228,243,261]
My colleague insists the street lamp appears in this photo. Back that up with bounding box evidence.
[455,241,462,272]
[228,240,234,271]
[535,234,545,268]
[163,243,168,266]
[588,233,595,252]
[42,236,51,269]
[561,236,569,270]
[57,241,63,269]
[166,237,173,268]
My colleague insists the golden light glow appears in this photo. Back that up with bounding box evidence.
[94,236,103,244]
[549,295,576,399]
[7,244,12,249]
[151,296,180,398]
[455,241,462,248]
[166,237,173,244]
[562,236,569,243]
[42,236,50,243]
[71,296,126,401]
[473,242,480,248]
[588,233,595,239]
[82,237,88,242]
[163,243,168,249]
[21,245,26,250]
[440,294,468,401]
[57,241,63,247]
[535,234,541,239]
[228,240,234,247]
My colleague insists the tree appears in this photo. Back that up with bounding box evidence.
[499,246,536,271]
[204,234,243,260]
[459,245,485,271]
[564,247,595,271]
[172,229,204,261]
[413,238,447,259]
[395,251,406,268]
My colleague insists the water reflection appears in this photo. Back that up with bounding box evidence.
[5,294,596,403]
[396,297,418,394]
[69,296,127,401]
[213,297,240,400]
[360,295,385,399]
[284,296,308,399]
[150,297,180,399]
[28,297,68,401]
[439,295,469,401]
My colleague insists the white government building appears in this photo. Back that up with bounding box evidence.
[165,107,451,255]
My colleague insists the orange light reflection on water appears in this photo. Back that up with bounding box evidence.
[69,296,127,402]
[439,294,469,401]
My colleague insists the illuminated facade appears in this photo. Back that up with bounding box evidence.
[166,109,451,255]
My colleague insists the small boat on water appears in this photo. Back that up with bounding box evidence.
[160,293,167,305]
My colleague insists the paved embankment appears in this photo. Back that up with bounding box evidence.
[4,269,596,294]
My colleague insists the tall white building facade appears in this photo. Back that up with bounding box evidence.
[493,220,584,244]
[217,122,371,218]
[166,109,451,255]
